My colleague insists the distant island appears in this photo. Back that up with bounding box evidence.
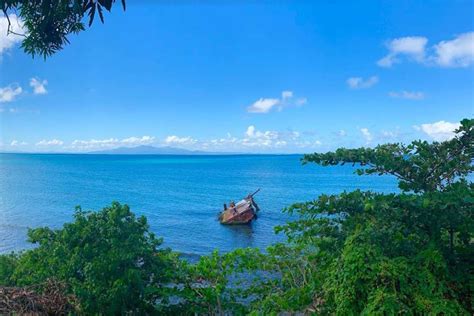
[0,146,300,155]
[89,145,234,155]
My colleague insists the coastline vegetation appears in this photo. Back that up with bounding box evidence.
[0,118,472,314]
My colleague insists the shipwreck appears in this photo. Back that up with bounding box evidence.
[219,189,261,225]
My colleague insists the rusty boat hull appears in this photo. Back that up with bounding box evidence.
[219,196,259,225]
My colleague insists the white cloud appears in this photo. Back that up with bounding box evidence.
[242,132,276,147]
[417,120,461,141]
[242,126,279,147]
[36,139,64,146]
[247,98,280,113]
[0,14,24,56]
[247,90,307,113]
[165,135,197,145]
[30,77,48,95]
[72,138,119,149]
[0,107,38,114]
[0,107,11,113]
[10,140,27,146]
[377,32,474,68]
[0,84,22,102]
[209,135,239,146]
[388,90,425,100]
[347,76,379,89]
[433,32,474,67]
[281,90,293,99]
[122,135,154,145]
[246,125,256,137]
[360,128,373,143]
[274,140,287,147]
[67,131,317,152]
[295,97,307,105]
[22,122,463,153]
[240,126,318,149]
[380,130,400,140]
[292,139,322,148]
[377,36,428,67]
[8,130,321,153]
[202,126,319,152]
[71,136,155,150]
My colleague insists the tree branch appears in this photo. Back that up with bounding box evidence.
[2,8,26,37]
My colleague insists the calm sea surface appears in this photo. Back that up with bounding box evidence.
[0,154,399,255]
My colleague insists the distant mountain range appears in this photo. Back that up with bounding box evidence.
[89,145,231,155]
[0,146,300,155]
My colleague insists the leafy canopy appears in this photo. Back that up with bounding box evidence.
[1,0,126,57]
[303,118,473,193]
[245,118,474,314]
[7,202,179,314]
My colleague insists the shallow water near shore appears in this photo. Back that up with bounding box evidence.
[0,153,398,255]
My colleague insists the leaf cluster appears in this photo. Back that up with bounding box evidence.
[303,119,473,193]
[1,0,125,58]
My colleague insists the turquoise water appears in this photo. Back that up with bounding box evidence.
[0,154,398,255]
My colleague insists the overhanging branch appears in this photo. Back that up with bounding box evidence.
[1,8,26,37]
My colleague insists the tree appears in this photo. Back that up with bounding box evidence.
[1,0,125,58]
[6,202,179,314]
[238,118,473,314]
[303,118,473,193]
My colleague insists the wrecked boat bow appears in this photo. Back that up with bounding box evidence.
[219,189,261,225]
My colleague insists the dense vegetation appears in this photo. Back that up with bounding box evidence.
[0,118,473,314]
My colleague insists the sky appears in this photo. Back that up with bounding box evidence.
[0,1,473,153]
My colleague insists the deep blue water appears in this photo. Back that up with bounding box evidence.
[0,154,398,255]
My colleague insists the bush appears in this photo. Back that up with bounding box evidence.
[0,253,18,286]
[4,202,179,314]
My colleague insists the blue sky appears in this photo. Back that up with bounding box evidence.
[1,1,473,153]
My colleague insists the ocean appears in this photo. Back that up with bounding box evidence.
[0,153,399,255]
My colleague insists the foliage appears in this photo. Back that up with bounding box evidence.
[303,118,473,193]
[240,118,473,314]
[0,118,472,314]
[175,248,264,315]
[1,0,125,57]
[0,253,18,286]
[2,202,179,314]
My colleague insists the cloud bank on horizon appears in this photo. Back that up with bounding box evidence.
[1,119,464,153]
